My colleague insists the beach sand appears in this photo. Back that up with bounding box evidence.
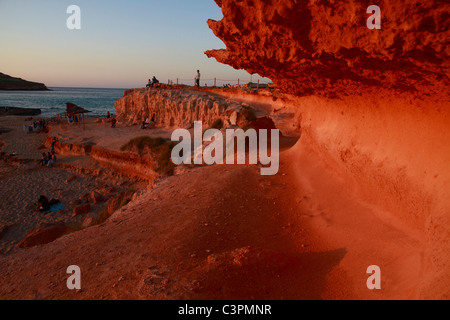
[0,116,168,255]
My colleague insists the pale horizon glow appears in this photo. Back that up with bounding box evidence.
[0,0,271,89]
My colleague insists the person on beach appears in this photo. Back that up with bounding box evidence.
[195,70,201,87]
[111,117,117,128]
[39,152,48,166]
[107,111,111,119]
[47,152,55,167]
[37,196,51,213]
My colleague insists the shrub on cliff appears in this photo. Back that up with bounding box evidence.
[120,136,177,176]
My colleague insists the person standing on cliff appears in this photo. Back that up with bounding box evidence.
[195,70,200,87]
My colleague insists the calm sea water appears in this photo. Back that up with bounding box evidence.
[0,87,127,118]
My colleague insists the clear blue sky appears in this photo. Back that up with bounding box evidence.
[0,0,270,88]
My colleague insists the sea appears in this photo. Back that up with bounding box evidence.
[0,87,127,118]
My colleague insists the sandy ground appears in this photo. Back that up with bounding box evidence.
[49,117,174,152]
[0,116,158,255]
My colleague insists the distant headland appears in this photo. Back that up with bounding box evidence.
[0,72,49,91]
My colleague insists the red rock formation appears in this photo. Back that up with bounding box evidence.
[115,88,240,128]
[206,0,449,96]
[206,0,450,298]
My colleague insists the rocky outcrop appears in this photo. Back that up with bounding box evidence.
[115,88,244,128]
[0,107,41,116]
[46,137,161,181]
[205,0,450,299]
[206,0,449,96]
[0,73,48,91]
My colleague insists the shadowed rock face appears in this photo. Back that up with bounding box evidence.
[205,0,449,96]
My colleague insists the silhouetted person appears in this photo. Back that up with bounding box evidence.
[195,70,200,87]
[38,196,50,213]
[151,76,159,86]
[47,152,55,167]
[51,137,57,154]
[39,153,48,166]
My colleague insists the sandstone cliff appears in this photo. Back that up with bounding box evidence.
[205,0,450,298]
[206,0,449,96]
[115,87,250,128]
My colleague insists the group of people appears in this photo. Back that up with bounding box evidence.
[145,70,201,88]
[24,118,48,133]
[146,76,160,88]
[34,119,47,130]
[40,151,56,167]
[39,137,57,167]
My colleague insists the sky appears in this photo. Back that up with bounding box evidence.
[0,0,270,88]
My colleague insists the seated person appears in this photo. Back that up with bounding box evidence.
[39,153,49,166]
[47,152,55,167]
[141,116,150,129]
[146,79,152,88]
[37,196,51,213]
[151,76,159,86]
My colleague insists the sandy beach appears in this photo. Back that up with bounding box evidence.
[0,115,170,255]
